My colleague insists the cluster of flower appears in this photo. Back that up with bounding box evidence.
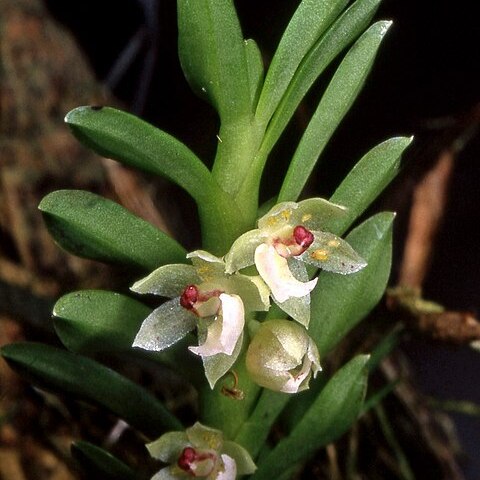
[132,198,366,394]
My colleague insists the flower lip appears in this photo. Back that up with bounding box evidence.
[293,225,314,249]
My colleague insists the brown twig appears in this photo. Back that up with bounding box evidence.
[390,106,480,345]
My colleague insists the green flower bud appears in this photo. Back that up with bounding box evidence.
[246,320,321,393]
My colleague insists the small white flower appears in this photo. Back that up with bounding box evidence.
[147,422,256,480]
[131,250,269,388]
[225,198,367,327]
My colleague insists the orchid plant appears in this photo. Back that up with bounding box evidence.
[0,0,413,479]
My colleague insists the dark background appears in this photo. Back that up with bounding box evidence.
[43,1,480,477]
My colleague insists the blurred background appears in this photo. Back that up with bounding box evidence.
[1,0,479,478]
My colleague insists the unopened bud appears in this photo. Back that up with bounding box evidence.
[246,319,321,393]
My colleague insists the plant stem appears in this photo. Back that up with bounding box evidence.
[198,349,260,441]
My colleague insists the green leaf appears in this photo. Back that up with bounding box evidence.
[0,342,182,436]
[251,355,369,480]
[39,190,186,271]
[327,136,413,235]
[278,21,393,202]
[177,0,251,121]
[256,0,349,126]
[71,441,138,480]
[262,0,383,156]
[310,212,394,355]
[53,290,201,381]
[65,106,246,253]
[53,290,151,354]
[65,107,212,205]
[245,39,264,109]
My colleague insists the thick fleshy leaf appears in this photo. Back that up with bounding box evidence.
[71,441,136,480]
[244,39,264,108]
[64,106,245,255]
[278,21,393,202]
[0,343,182,436]
[39,190,186,271]
[224,229,265,273]
[327,136,413,235]
[133,299,196,352]
[250,355,369,480]
[131,264,199,297]
[261,0,383,155]
[301,230,367,274]
[202,331,244,389]
[310,212,394,355]
[255,0,349,125]
[53,290,151,354]
[254,244,317,303]
[177,0,251,121]
[65,107,211,205]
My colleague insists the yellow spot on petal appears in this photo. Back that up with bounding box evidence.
[197,265,214,280]
[327,239,340,248]
[311,249,328,261]
[301,213,312,222]
[266,209,292,227]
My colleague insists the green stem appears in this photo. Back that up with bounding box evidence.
[199,185,249,256]
[198,349,260,441]
[212,118,264,226]
[234,390,290,457]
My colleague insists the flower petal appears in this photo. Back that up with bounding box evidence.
[201,331,244,389]
[222,274,270,312]
[291,197,347,231]
[186,422,224,450]
[151,466,180,480]
[273,258,311,327]
[222,441,257,475]
[257,201,298,231]
[147,431,188,462]
[224,229,265,273]
[133,298,196,352]
[216,454,237,480]
[187,250,226,281]
[254,243,317,303]
[189,294,244,357]
[131,264,200,297]
[301,231,367,274]
[280,357,312,394]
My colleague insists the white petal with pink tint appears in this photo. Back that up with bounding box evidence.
[189,294,244,357]
[217,454,237,479]
[254,243,317,303]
